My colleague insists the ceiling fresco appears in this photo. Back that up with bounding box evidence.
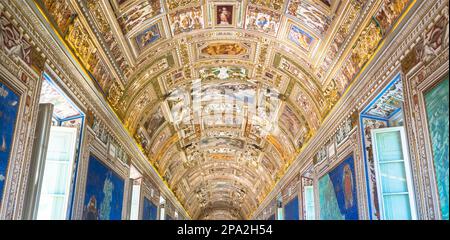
[36,0,414,219]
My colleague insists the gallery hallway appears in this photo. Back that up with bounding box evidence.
[0,0,448,220]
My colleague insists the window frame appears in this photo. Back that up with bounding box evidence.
[371,126,418,220]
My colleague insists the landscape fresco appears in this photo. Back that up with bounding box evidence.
[83,155,125,220]
[425,77,449,220]
[0,81,19,203]
[319,155,359,220]
[142,197,158,220]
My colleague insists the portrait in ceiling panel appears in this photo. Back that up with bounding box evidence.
[245,5,281,36]
[169,6,204,35]
[216,5,234,26]
[286,0,332,36]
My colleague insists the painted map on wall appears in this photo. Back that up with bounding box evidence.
[83,155,125,220]
[0,81,19,203]
[319,155,359,220]
[425,77,449,220]
[284,196,300,220]
[142,197,158,220]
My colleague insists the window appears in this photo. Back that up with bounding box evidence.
[360,74,412,220]
[371,127,417,220]
[304,186,315,220]
[37,127,77,220]
[34,72,84,220]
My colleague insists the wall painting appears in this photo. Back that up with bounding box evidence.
[319,155,359,220]
[284,196,300,220]
[0,81,19,204]
[142,197,158,220]
[83,155,125,220]
[425,76,449,220]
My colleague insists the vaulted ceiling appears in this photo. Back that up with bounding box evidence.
[36,0,413,219]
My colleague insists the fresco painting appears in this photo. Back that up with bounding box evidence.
[135,24,162,50]
[201,43,247,56]
[245,6,281,35]
[425,77,449,220]
[169,7,204,35]
[319,155,359,220]
[0,81,19,203]
[288,25,314,51]
[83,155,125,220]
